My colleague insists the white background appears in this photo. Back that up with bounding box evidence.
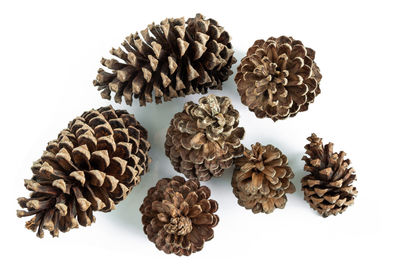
[1,0,399,266]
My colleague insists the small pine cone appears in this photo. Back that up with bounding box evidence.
[232,143,295,214]
[302,133,357,217]
[235,36,322,121]
[140,176,219,256]
[94,14,236,106]
[16,106,151,238]
[165,94,245,181]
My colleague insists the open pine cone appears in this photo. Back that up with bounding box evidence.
[17,106,151,237]
[302,133,357,217]
[140,176,219,256]
[165,94,245,181]
[235,36,322,121]
[232,143,295,214]
[94,14,236,106]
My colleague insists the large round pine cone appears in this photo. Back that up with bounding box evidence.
[17,106,151,238]
[232,143,295,214]
[302,133,357,217]
[140,176,219,256]
[165,94,245,181]
[235,36,322,121]
[94,14,236,106]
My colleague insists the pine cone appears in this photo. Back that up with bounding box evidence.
[235,36,322,121]
[302,133,357,217]
[232,143,295,214]
[165,94,245,181]
[16,106,151,238]
[94,14,236,106]
[140,176,219,256]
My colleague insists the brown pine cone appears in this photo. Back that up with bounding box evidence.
[140,176,219,256]
[16,106,151,238]
[165,94,245,181]
[232,143,295,214]
[94,14,236,106]
[235,36,322,121]
[302,133,357,217]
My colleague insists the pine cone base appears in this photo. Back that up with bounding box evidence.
[235,36,322,121]
[140,176,219,256]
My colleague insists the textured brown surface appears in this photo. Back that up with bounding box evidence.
[94,14,236,106]
[302,134,357,217]
[17,106,151,237]
[235,36,322,121]
[140,176,219,256]
[165,94,244,181]
[232,143,295,214]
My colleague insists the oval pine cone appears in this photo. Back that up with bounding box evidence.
[94,14,236,106]
[165,94,245,181]
[17,106,151,238]
[140,176,219,256]
[235,36,322,121]
[302,133,357,217]
[232,143,295,214]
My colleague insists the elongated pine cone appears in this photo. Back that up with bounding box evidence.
[302,133,357,217]
[235,36,322,121]
[17,106,151,237]
[94,14,236,106]
[140,176,219,256]
[232,143,295,214]
[165,94,244,181]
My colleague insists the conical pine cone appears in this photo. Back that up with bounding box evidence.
[140,176,219,256]
[165,94,244,181]
[232,143,295,214]
[94,14,236,106]
[17,106,151,237]
[235,36,322,121]
[302,133,357,217]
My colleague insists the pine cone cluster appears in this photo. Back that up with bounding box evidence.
[94,14,236,106]
[302,134,357,217]
[232,143,295,214]
[235,36,322,121]
[140,176,219,256]
[16,106,151,237]
[165,94,245,181]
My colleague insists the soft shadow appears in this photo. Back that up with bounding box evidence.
[286,151,308,201]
